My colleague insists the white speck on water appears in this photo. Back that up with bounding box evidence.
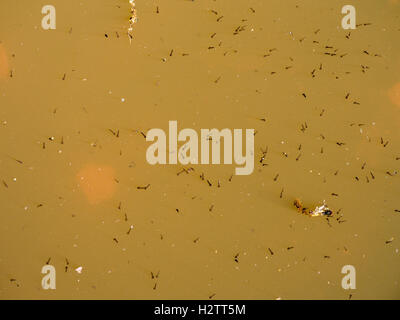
[75,266,83,274]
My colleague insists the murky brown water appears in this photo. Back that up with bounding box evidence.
[0,0,399,299]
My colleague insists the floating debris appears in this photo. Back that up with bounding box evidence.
[127,0,138,43]
[386,237,394,244]
[294,199,333,217]
[137,184,150,190]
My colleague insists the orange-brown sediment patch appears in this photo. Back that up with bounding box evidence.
[76,165,117,204]
[388,82,400,108]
